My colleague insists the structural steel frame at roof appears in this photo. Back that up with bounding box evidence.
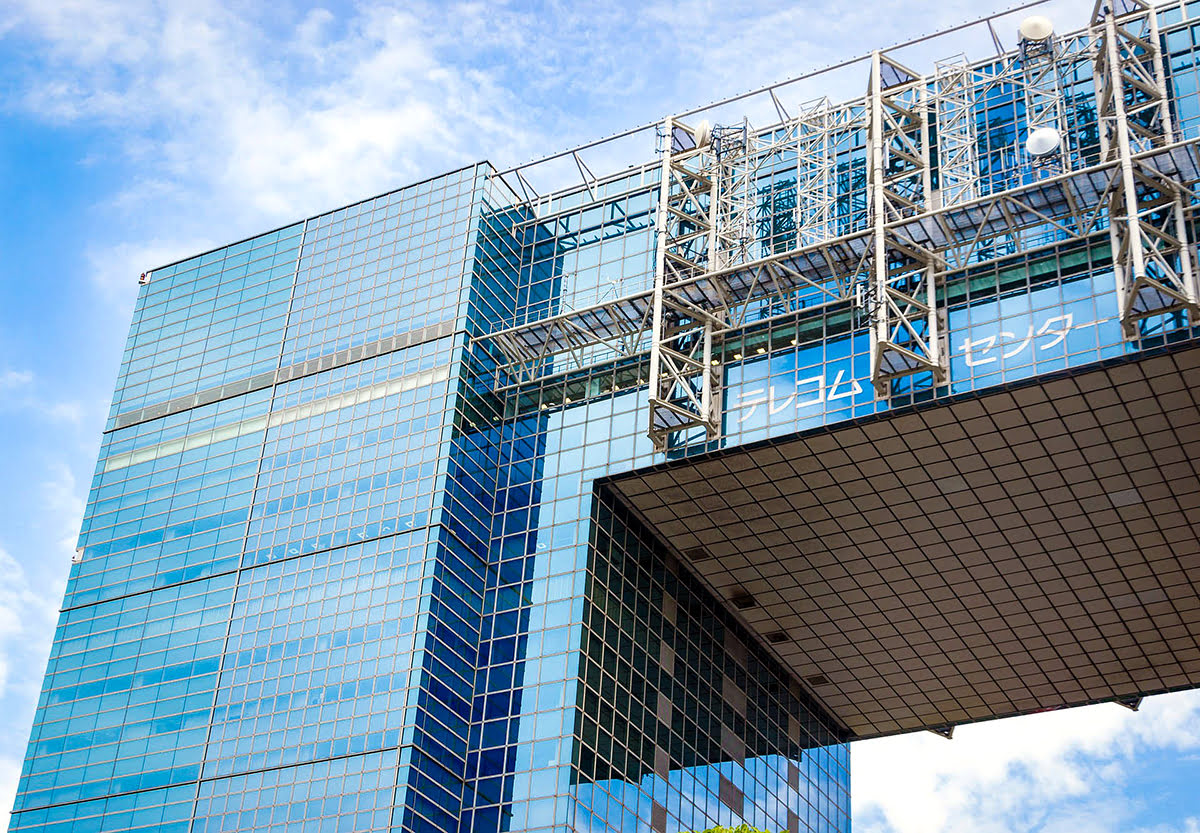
[475,0,1200,454]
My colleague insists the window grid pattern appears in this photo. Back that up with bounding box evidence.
[572,492,849,833]
[192,749,406,833]
[14,576,237,812]
[243,338,457,568]
[15,165,489,832]
[18,9,1200,828]
[203,532,430,779]
[110,225,304,421]
[71,389,274,609]
[283,168,478,367]
[611,347,1200,739]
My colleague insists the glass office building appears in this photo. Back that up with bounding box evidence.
[8,166,850,832]
[11,1,1200,831]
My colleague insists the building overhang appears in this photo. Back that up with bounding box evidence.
[606,345,1200,740]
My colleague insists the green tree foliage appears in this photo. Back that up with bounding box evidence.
[686,825,777,833]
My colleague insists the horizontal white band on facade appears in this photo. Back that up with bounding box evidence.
[103,363,453,474]
[110,319,459,431]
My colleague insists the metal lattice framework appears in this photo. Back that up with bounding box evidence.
[866,52,944,396]
[1094,0,1200,335]
[795,99,840,246]
[646,118,725,449]
[1020,20,1073,175]
[475,0,1200,453]
[934,55,980,208]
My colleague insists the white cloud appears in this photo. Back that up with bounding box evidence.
[853,690,1200,833]
[1,0,555,306]
[4,0,537,228]
[0,549,40,697]
[0,370,33,392]
[1133,820,1200,833]
[0,467,77,702]
[0,545,58,831]
[0,755,20,833]
[86,239,215,306]
[1,0,1111,272]
[4,3,1200,832]
[0,464,78,829]
[0,369,83,426]
[40,462,85,562]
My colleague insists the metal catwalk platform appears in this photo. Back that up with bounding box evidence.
[483,141,1200,375]
[477,0,1200,452]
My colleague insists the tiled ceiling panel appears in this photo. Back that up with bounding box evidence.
[608,347,1200,739]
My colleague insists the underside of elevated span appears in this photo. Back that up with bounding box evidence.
[605,344,1200,740]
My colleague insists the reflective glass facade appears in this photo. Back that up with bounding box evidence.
[13,3,1200,831]
[10,162,851,833]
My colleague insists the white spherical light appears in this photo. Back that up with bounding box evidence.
[1019,15,1054,42]
[1026,126,1062,157]
[694,119,712,148]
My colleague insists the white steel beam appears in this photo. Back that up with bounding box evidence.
[648,117,726,451]
[1095,4,1200,336]
[867,51,946,397]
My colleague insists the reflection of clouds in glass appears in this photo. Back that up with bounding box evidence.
[725,334,873,444]
[500,390,659,833]
[572,749,849,833]
[944,273,1179,394]
[945,277,1123,388]
[488,271,1185,833]
[724,272,1194,447]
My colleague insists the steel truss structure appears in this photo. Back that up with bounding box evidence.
[934,55,979,208]
[866,51,943,397]
[1095,0,1200,335]
[646,118,725,446]
[1020,16,1073,175]
[476,0,1200,452]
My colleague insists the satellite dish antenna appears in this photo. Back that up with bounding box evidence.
[1026,126,1062,157]
[1019,15,1054,41]
[694,119,712,148]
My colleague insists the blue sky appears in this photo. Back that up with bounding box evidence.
[0,1,1198,830]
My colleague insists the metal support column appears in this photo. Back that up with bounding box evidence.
[867,51,946,396]
[1096,3,1200,336]
[648,118,726,451]
[1019,23,1071,175]
[796,99,838,245]
[934,57,979,208]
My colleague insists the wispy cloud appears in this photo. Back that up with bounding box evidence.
[1133,820,1200,833]
[1,0,1102,281]
[854,691,1200,833]
[0,0,583,314]
[1,2,1197,832]
[3,1,536,229]
[0,756,20,833]
[0,368,83,426]
[85,239,216,310]
[39,462,85,561]
[0,462,78,829]
[0,543,61,828]
[0,548,43,697]
[0,370,33,392]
